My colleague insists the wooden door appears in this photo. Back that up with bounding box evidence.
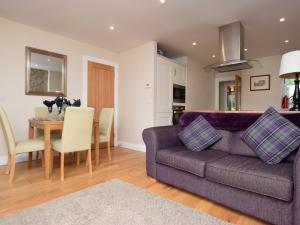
[235,75,242,111]
[88,61,114,146]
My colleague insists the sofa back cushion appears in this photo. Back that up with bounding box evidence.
[210,130,232,153]
[230,131,257,157]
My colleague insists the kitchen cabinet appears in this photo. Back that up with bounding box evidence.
[173,65,187,86]
[156,56,173,113]
[155,55,186,126]
[155,112,173,126]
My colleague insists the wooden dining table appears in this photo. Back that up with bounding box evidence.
[28,119,100,179]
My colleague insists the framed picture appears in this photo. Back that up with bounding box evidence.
[250,75,270,91]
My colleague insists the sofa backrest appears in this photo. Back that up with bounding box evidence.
[181,111,300,162]
[180,111,300,131]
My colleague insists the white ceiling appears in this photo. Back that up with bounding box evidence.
[0,0,299,65]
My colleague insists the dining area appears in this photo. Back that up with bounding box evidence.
[0,105,114,182]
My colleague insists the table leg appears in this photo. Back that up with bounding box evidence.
[94,123,100,165]
[28,123,34,168]
[44,126,51,179]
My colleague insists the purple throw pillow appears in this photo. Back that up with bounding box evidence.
[178,115,222,152]
[241,107,300,164]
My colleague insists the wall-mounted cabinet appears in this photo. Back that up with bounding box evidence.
[173,65,187,86]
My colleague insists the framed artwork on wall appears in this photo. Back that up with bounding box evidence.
[250,74,270,91]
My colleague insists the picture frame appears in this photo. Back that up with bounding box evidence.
[250,74,270,91]
[25,47,67,96]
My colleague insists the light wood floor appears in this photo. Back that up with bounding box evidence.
[0,147,268,225]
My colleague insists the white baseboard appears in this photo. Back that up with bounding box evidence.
[118,141,146,152]
[0,153,30,166]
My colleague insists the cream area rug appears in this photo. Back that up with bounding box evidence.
[0,179,231,225]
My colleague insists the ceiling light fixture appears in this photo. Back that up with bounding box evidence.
[212,55,216,58]
[285,40,289,43]
[244,48,248,52]
[279,17,286,22]
[192,42,197,46]
[160,0,166,3]
[109,26,115,30]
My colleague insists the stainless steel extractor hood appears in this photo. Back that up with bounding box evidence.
[210,21,252,73]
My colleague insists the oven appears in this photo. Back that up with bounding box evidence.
[173,105,185,125]
[173,84,186,104]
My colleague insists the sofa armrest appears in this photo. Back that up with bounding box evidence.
[294,148,300,225]
[142,125,183,178]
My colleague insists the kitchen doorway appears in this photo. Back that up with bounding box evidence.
[215,75,241,111]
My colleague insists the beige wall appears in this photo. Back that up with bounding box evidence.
[175,56,214,110]
[118,42,156,149]
[0,17,119,161]
[241,55,282,110]
[186,57,214,110]
[214,55,282,111]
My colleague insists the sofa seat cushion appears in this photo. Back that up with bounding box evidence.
[206,155,293,202]
[156,146,228,177]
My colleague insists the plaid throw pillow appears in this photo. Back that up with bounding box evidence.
[241,107,300,164]
[178,115,222,152]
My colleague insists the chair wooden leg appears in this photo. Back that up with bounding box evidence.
[9,155,16,183]
[88,149,92,175]
[60,153,64,181]
[76,152,80,166]
[50,150,53,175]
[85,151,89,167]
[6,153,11,175]
[107,142,111,161]
[36,151,39,161]
[28,152,32,168]
[41,151,45,168]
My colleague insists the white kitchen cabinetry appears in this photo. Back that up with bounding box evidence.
[155,55,186,126]
[156,56,173,113]
[173,65,187,86]
[155,112,173,126]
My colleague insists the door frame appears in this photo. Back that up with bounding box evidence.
[214,76,235,110]
[82,55,119,146]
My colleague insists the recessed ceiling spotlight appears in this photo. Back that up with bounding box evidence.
[160,0,166,3]
[192,42,197,46]
[109,26,115,30]
[212,55,216,58]
[279,17,286,22]
[285,40,289,43]
[244,48,248,52]
[47,59,51,62]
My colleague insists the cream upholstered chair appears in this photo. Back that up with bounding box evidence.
[51,107,94,181]
[99,108,114,160]
[34,107,60,161]
[0,107,45,182]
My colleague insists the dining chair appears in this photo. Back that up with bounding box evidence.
[51,107,94,181]
[0,107,45,182]
[98,108,114,161]
[34,107,60,161]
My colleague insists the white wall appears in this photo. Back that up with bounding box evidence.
[0,17,119,162]
[118,42,157,150]
[214,55,282,111]
[240,55,282,110]
[175,56,214,110]
[186,57,214,109]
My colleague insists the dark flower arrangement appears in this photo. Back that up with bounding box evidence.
[43,97,81,114]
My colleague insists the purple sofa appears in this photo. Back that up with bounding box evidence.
[142,112,300,225]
